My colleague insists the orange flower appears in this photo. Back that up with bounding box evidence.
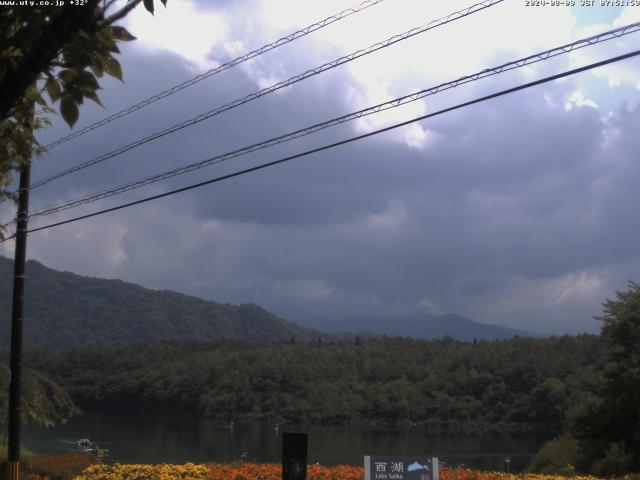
[71,462,608,480]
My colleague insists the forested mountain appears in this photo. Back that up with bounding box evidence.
[28,335,604,429]
[0,257,329,348]
[0,257,541,348]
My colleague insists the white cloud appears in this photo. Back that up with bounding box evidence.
[404,124,429,150]
[568,8,640,95]
[122,0,227,70]
[564,90,599,111]
[613,5,640,26]
[361,200,409,234]
[417,296,444,315]
[27,216,128,275]
[546,271,605,306]
[272,278,335,301]
[332,0,575,113]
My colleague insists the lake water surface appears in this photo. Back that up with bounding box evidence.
[21,414,554,471]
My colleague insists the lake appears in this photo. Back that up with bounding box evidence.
[20,414,554,471]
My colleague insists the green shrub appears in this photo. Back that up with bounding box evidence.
[528,434,579,475]
[24,452,96,480]
[591,442,634,477]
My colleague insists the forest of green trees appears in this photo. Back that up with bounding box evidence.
[0,271,637,476]
[26,335,604,430]
[0,364,78,428]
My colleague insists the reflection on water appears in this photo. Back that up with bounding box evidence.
[21,414,554,471]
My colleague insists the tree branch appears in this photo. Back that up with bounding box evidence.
[103,0,120,10]
[100,0,144,27]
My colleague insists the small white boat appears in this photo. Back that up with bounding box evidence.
[75,438,109,458]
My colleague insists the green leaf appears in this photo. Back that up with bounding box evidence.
[34,93,47,107]
[85,91,104,107]
[103,56,123,81]
[45,78,61,103]
[90,55,104,78]
[76,70,99,93]
[24,85,40,102]
[96,28,119,53]
[63,43,92,66]
[59,69,78,83]
[143,0,154,14]
[110,26,137,42]
[65,86,84,105]
[60,96,79,128]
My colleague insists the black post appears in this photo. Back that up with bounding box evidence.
[282,432,307,480]
[7,159,31,480]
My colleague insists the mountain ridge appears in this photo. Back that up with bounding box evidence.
[0,256,542,347]
[0,256,329,348]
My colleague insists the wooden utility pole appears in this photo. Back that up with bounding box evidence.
[7,158,31,480]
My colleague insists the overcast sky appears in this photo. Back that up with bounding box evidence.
[3,0,640,334]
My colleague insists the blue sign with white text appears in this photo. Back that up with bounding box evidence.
[364,456,439,480]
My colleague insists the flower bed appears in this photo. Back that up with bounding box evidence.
[69,464,607,480]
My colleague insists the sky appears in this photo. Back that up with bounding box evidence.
[3,0,640,334]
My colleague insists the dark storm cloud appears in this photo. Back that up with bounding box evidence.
[31,49,258,195]
[15,15,640,336]
[165,78,640,332]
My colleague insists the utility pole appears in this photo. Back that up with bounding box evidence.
[7,156,32,480]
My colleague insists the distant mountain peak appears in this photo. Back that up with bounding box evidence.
[303,311,544,341]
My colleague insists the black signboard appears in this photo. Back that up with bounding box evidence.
[282,432,307,480]
[364,456,439,480]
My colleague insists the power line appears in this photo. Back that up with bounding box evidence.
[4,47,637,242]
[44,0,387,150]
[28,0,504,191]
[26,20,640,219]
